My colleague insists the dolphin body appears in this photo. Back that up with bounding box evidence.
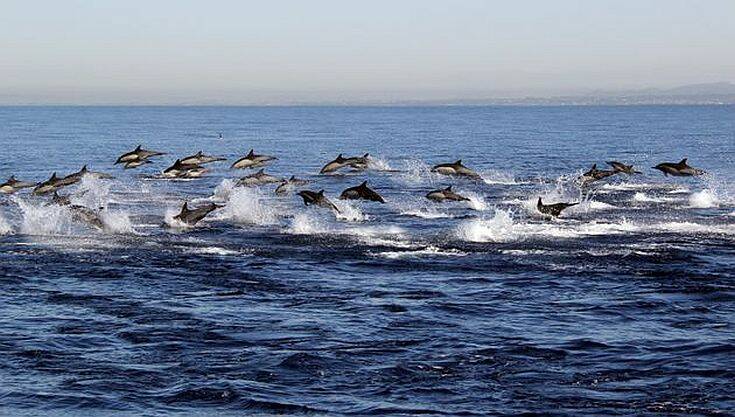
[124,160,152,169]
[0,176,36,194]
[236,169,283,187]
[653,158,705,177]
[536,197,578,217]
[606,161,642,175]
[339,181,386,203]
[319,153,370,174]
[57,165,92,187]
[173,202,223,226]
[579,164,617,186]
[231,149,277,169]
[162,159,209,179]
[33,172,67,195]
[180,151,227,165]
[115,145,165,166]
[297,190,340,213]
[430,160,481,180]
[48,191,104,230]
[426,185,470,202]
[275,175,310,195]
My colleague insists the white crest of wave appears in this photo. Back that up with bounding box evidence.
[0,210,13,235]
[288,212,331,235]
[100,209,135,234]
[14,197,77,235]
[688,189,719,208]
[219,186,280,225]
[373,246,467,259]
[632,192,668,203]
[334,200,367,222]
[455,209,518,243]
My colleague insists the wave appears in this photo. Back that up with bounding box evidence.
[372,246,467,259]
[632,192,673,203]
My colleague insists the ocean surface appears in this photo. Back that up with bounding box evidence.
[0,105,734,416]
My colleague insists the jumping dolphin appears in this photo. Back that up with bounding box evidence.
[579,164,617,186]
[51,191,72,206]
[48,192,104,230]
[297,190,341,213]
[0,176,36,194]
[114,145,165,166]
[124,160,152,169]
[430,160,481,180]
[173,201,223,225]
[231,149,277,169]
[339,181,386,203]
[236,169,283,187]
[180,151,227,165]
[275,175,310,195]
[33,172,66,195]
[162,159,208,179]
[426,185,470,202]
[57,165,90,187]
[652,158,705,177]
[319,153,370,174]
[536,197,578,217]
[606,161,642,175]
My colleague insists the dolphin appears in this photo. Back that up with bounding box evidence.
[0,176,36,194]
[236,169,283,187]
[653,158,705,177]
[114,144,165,165]
[606,161,642,175]
[57,165,90,187]
[162,159,208,179]
[430,160,481,179]
[33,172,66,195]
[48,193,105,229]
[124,159,152,169]
[275,175,310,195]
[536,197,578,217]
[180,151,227,165]
[51,191,72,206]
[297,190,341,213]
[319,153,370,174]
[339,181,385,203]
[426,185,470,202]
[579,164,617,186]
[231,149,277,169]
[173,201,223,225]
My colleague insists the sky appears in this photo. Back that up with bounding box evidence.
[1,0,734,104]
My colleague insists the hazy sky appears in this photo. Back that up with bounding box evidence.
[2,0,734,104]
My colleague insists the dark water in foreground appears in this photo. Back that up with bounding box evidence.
[1,106,734,416]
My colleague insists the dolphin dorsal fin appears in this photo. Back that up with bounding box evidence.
[445,185,453,191]
[198,151,203,156]
[363,153,369,158]
[289,175,296,181]
[256,168,264,175]
[537,197,543,207]
[135,144,142,151]
[181,202,189,212]
[51,172,57,180]
[360,181,368,187]
[591,164,597,170]
[247,149,254,157]
[337,153,343,159]
[455,160,462,165]
[318,189,325,196]
[81,165,87,172]
[679,158,688,165]
[9,175,15,181]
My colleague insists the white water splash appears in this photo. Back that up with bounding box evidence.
[164,206,190,229]
[334,200,367,222]
[480,169,518,185]
[219,186,280,225]
[288,212,331,235]
[462,191,488,211]
[688,189,719,208]
[372,246,467,259]
[367,155,394,171]
[15,198,77,235]
[100,209,135,234]
[632,192,672,203]
[455,209,518,243]
[0,210,13,235]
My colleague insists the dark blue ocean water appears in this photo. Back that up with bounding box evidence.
[1,106,734,416]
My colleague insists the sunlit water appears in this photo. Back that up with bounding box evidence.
[1,106,734,416]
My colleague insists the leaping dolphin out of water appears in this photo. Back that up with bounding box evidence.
[426,185,470,202]
[606,161,642,175]
[319,153,370,174]
[275,175,310,195]
[173,201,223,226]
[231,149,277,169]
[114,145,166,166]
[33,172,67,195]
[236,169,283,187]
[652,158,705,177]
[162,159,209,179]
[297,190,341,213]
[180,151,226,165]
[0,176,36,194]
[536,197,578,217]
[430,160,481,180]
[578,164,617,186]
[339,181,385,203]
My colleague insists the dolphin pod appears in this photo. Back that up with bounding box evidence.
[1,146,712,229]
